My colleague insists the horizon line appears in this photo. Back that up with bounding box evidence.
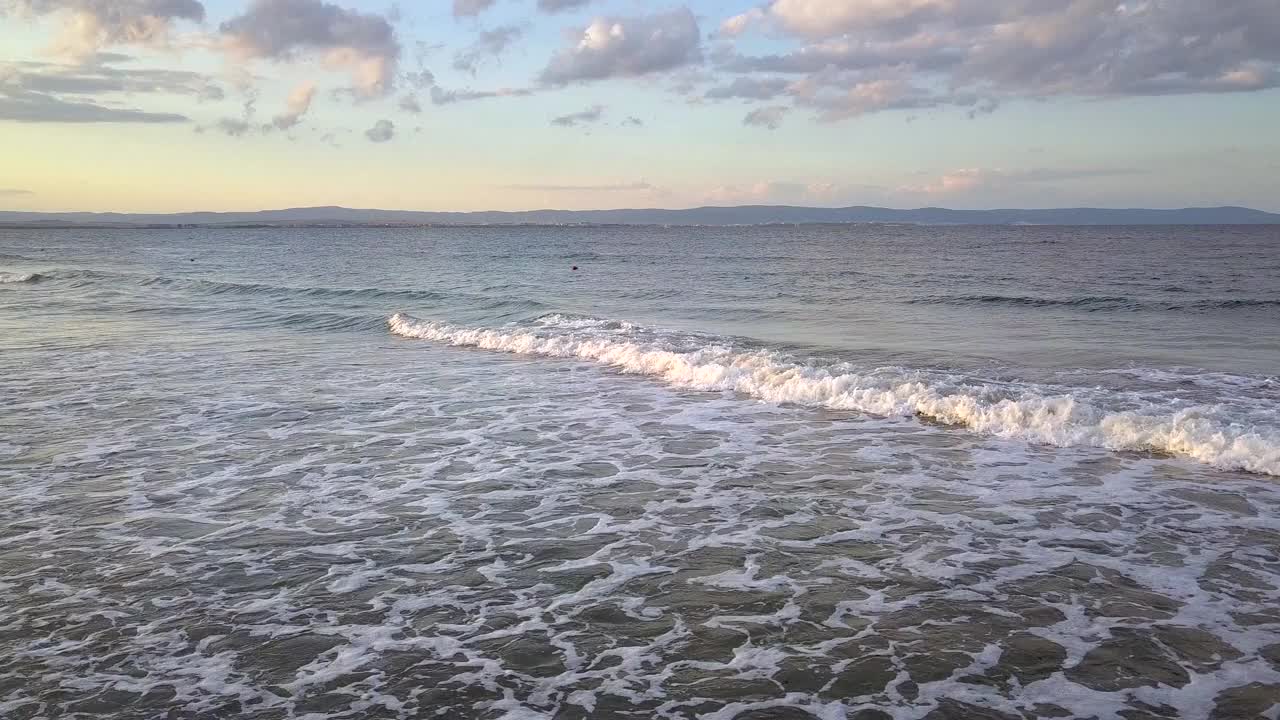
[2,203,1279,216]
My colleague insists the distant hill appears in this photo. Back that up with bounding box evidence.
[1,205,1277,227]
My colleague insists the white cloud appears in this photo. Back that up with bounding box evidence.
[504,180,655,192]
[720,8,764,37]
[705,181,840,204]
[900,167,1144,195]
[8,0,206,59]
[272,80,315,129]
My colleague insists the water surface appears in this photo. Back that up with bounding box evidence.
[1,225,1278,719]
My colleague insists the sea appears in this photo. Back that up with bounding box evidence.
[1,224,1278,720]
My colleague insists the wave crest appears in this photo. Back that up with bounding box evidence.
[388,313,1280,476]
[0,272,39,284]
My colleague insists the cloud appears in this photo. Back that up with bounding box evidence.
[8,0,206,58]
[622,115,643,127]
[504,181,655,192]
[0,188,34,196]
[743,105,788,129]
[538,0,590,12]
[211,91,256,136]
[551,104,603,127]
[216,116,250,136]
[705,76,789,101]
[365,118,394,142]
[398,94,421,113]
[1,58,223,100]
[720,8,764,37]
[540,8,702,85]
[220,0,400,97]
[429,85,532,105]
[452,0,495,17]
[791,73,944,121]
[901,167,1144,195]
[714,0,1280,120]
[705,180,848,205]
[272,81,315,129]
[453,25,523,75]
[0,87,188,122]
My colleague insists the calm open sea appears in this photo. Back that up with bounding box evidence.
[2,224,1279,719]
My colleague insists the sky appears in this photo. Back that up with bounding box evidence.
[1,0,1278,213]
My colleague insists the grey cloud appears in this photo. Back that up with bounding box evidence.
[403,69,435,90]
[622,115,643,127]
[0,189,34,196]
[541,8,702,85]
[743,105,787,130]
[212,93,256,136]
[365,118,394,142]
[216,117,251,136]
[716,0,1280,121]
[793,74,957,121]
[0,87,188,122]
[398,94,422,113]
[453,25,523,74]
[551,104,603,127]
[429,85,532,105]
[1,60,223,100]
[220,0,400,96]
[537,0,590,12]
[452,0,495,17]
[719,39,962,76]
[705,76,789,100]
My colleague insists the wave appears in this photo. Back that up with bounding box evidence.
[0,272,40,284]
[909,294,1280,312]
[388,313,1280,477]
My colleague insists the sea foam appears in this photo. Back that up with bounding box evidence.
[389,313,1280,476]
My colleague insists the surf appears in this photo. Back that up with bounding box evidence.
[389,312,1280,477]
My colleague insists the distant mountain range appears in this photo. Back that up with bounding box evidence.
[1,205,1277,227]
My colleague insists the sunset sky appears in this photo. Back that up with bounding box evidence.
[2,0,1278,212]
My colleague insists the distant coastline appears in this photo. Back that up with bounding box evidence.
[1,204,1278,228]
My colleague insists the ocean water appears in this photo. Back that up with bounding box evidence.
[1,224,1279,720]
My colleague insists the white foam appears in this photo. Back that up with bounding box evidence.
[388,314,1280,476]
[0,272,36,283]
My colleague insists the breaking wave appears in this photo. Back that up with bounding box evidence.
[0,272,39,283]
[389,313,1280,476]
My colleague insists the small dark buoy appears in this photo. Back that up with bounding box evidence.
[571,266,578,271]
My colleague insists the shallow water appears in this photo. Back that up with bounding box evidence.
[1,225,1279,719]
